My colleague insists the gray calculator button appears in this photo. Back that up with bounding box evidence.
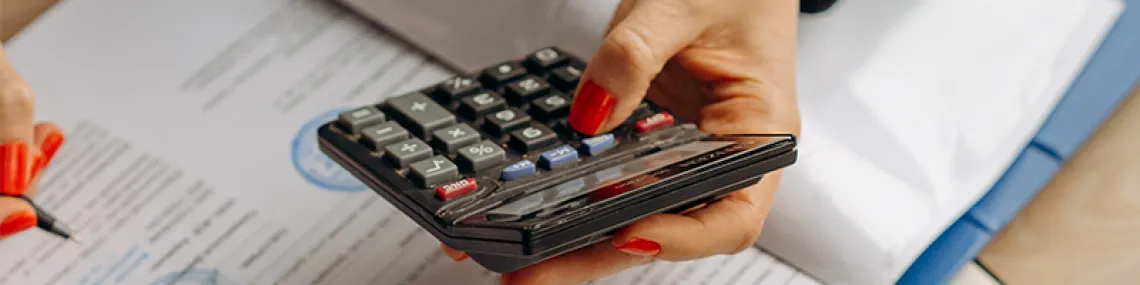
[387,92,456,138]
[456,140,507,171]
[431,124,481,153]
[409,156,459,188]
[383,138,432,168]
[337,106,385,134]
[360,122,409,150]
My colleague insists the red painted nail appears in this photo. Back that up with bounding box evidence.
[0,142,29,196]
[451,252,468,262]
[614,238,661,256]
[0,210,37,236]
[568,80,616,135]
[29,154,45,180]
[41,129,64,163]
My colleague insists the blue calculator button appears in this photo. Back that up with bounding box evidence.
[539,145,579,170]
[580,134,615,155]
[501,160,537,181]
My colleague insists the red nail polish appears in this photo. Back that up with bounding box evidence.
[0,210,36,236]
[615,238,661,256]
[569,80,616,135]
[0,143,29,196]
[29,154,45,180]
[452,252,468,262]
[41,130,64,163]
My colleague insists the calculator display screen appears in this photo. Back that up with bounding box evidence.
[483,140,751,221]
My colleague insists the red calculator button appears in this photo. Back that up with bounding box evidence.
[634,112,674,134]
[436,178,478,200]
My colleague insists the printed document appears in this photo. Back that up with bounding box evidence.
[0,0,820,284]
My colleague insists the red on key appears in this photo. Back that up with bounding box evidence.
[435,178,478,200]
[635,112,674,134]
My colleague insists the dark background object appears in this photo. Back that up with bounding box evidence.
[801,0,838,13]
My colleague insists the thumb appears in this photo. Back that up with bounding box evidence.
[0,197,36,238]
[568,1,706,135]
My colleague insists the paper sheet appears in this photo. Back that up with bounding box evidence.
[0,0,822,284]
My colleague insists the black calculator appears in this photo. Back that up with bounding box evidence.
[318,47,798,273]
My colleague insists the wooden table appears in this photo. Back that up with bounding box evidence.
[4,1,1137,284]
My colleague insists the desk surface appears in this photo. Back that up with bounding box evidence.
[978,86,1140,285]
[2,1,1137,284]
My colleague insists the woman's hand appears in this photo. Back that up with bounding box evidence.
[446,0,801,283]
[0,47,65,239]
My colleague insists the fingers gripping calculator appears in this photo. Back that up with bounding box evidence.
[318,47,798,272]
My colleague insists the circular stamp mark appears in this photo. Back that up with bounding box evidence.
[291,109,367,192]
[149,269,232,285]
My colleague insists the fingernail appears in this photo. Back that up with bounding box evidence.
[0,210,37,236]
[568,80,616,135]
[0,142,29,196]
[29,154,45,179]
[41,129,64,163]
[614,238,661,256]
[451,252,468,262]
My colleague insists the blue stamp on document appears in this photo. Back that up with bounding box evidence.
[150,269,232,285]
[291,109,367,192]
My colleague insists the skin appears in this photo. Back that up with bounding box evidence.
[0,46,60,239]
[445,0,803,284]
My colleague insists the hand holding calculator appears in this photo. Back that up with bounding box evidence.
[318,47,798,272]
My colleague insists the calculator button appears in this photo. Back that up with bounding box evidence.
[430,124,481,153]
[480,61,528,86]
[538,145,579,170]
[337,106,386,134]
[434,77,482,101]
[548,64,583,91]
[456,140,507,172]
[387,92,457,139]
[435,178,478,201]
[509,125,559,153]
[580,134,615,156]
[525,47,570,71]
[457,91,507,120]
[635,112,675,134]
[504,75,552,105]
[530,92,572,121]
[383,138,433,168]
[409,156,460,188]
[360,122,409,151]
[501,160,537,181]
[484,108,532,137]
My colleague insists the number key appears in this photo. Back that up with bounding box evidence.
[548,63,584,91]
[525,47,570,71]
[484,108,532,137]
[504,75,551,105]
[509,124,558,153]
[480,61,528,87]
[457,91,507,120]
[530,92,571,121]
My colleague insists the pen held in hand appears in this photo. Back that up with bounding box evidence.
[16,195,82,244]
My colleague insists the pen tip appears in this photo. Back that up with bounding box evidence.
[70,236,84,245]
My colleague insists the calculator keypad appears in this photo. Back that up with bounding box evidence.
[329,47,680,205]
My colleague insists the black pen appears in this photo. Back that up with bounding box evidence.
[15,195,82,244]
